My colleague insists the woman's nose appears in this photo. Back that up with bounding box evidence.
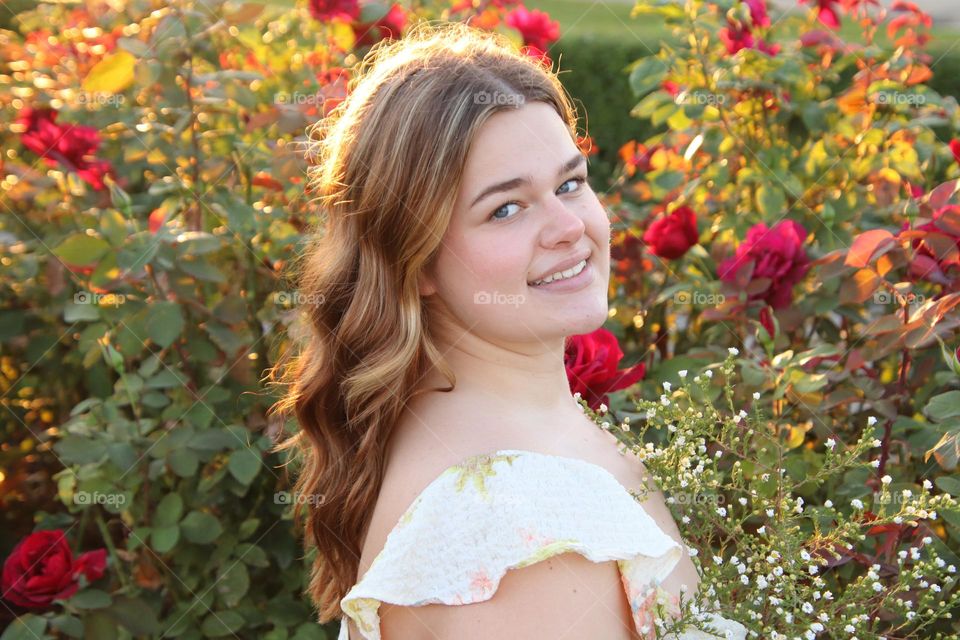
[539,196,586,246]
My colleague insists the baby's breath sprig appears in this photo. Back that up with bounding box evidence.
[617,350,959,638]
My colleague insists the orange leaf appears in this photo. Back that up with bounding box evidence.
[845,229,895,268]
[839,268,881,305]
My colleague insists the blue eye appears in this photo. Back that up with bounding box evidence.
[488,176,588,222]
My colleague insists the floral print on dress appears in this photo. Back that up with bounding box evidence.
[445,451,520,501]
[467,567,495,600]
[337,449,748,640]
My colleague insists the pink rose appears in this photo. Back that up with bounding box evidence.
[719,220,811,309]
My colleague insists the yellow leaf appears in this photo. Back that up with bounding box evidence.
[783,421,813,450]
[82,51,136,94]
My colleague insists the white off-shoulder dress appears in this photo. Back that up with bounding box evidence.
[337,449,748,640]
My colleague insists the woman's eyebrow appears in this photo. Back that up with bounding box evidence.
[469,153,587,209]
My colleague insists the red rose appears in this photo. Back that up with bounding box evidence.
[564,328,646,411]
[505,7,559,52]
[643,205,699,260]
[353,3,407,47]
[17,107,112,191]
[719,220,811,309]
[308,0,360,22]
[950,139,960,166]
[1,529,107,610]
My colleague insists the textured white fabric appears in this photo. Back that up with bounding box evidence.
[337,449,748,640]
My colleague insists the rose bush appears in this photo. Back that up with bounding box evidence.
[597,0,960,635]
[0,0,564,637]
[3,0,960,637]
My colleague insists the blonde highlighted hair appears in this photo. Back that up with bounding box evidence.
[267,19,583,623]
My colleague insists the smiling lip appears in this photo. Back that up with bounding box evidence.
[527,257,593,292]
[527,251,592,284]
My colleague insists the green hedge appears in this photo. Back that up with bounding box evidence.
[553,34,960,189]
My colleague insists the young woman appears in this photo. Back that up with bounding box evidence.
[270,20,747,640]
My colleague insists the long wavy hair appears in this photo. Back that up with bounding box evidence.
[267,19,584,623]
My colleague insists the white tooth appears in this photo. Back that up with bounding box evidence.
[531,259,586,286]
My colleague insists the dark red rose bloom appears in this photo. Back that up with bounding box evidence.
[353,3,407,47]
[308,0,360,22]
[719,220,811,309]
[17,107,112,191]
[505,7,559,52]
[564,328,646,411]
[1,529,107,610]
[643,205,699,260]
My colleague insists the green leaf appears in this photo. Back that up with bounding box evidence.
[935,476,960,496]
[107,442,137,473]
[179,259,227,282]
[53,234,110,266]
[167,449,199,477]
[216,563,250,607]
[235,542,269,567]
[151,524,180,553]
[176,232,222,256]
[228,448,262,486]
[64,299,102,322]
[104,596,161,636]
[145,368,189,389]
[649,170,685,198]
[237,518,260,540]
[117,36,149,56]
[756,184,787,218]
[146,302,184,349]
[181,510,223,544]
[154,493,184,527]
[49,614,83,638]
[0,614,47,640]
[628,56,667,99]
[925,392,960,422]
[54,436,105,466]
[190,430,239,452]
[68,588,112,609]
[200,611,245,637]
[99,209,128,246]
[80,612,117,638]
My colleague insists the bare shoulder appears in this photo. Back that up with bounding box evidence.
[378,551,640,640]
[356,396,489,577]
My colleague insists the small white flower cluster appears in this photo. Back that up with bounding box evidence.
[625,361,960,637]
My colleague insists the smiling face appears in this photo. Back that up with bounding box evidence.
[420,100,611,346]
